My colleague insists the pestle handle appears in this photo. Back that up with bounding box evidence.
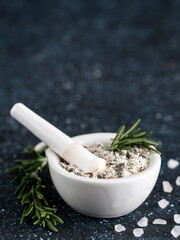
[10,103,107,173]
[10,103,74,156]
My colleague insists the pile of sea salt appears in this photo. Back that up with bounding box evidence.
[59,143,150,179]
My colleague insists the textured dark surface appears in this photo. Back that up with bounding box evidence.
[0,0,180,239]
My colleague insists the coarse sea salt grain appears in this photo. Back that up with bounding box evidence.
[137,217,148,227]
[153,219,167,225]
[114,224,126,233]
[176,176,180,186]
[171,226,180,238]
[162,181,173,193]
[133,228,144,237]
[167,159,179,169]
[158,199,169,209]
[174,214,180,224]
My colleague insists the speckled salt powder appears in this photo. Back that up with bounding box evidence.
[137,217,148,227]
[171,226,180,238]
[162,181,173,193]
[158,199,169,209]
[176,176,180,186]
[167,159,179,169]
[174,214,180,224]
[153,219,167,225]
[133,228,144,237]
[59,143,150,179]
[114,224,126,233]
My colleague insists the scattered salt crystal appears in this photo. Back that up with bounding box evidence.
[162,181,173,193]
[137,217,148,227]
[174,214,180,224]
[171,226,180,238]
[133,228,144,237]
[176,176,180,186]
[153,219,167,225]
[168,159,179,169]
[158,199,169,209]
[114,224,126,233]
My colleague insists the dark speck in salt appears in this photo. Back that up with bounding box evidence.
[115,163,125,177]
[126,152,131,159]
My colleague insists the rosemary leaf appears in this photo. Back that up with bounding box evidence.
[112,125,125,145]
[5,145,63,232]
[46,220,58,232]
[134,132,147,138]
[107,119,161,154]
[121,119,141,139]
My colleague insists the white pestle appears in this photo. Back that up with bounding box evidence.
[10,103,106,173]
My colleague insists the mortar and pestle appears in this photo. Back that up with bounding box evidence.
[11,103,161,218]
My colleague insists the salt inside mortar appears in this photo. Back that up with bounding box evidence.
[59,143,150,179]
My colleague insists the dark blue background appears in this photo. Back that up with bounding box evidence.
[0,0,180,239]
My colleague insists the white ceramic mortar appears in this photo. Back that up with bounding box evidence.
[46,132,161,218]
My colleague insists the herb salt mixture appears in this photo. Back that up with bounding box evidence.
[59,143,150,179]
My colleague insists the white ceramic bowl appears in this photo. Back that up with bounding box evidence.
[46,133,161,218]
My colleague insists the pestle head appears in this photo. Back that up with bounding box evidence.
[62,142,107,173]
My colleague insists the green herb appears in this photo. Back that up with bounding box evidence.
[106,119,161,154]
[5,146,63,232]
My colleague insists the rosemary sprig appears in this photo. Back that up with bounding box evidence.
[5,146,63,232]
[107,119,161,154]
